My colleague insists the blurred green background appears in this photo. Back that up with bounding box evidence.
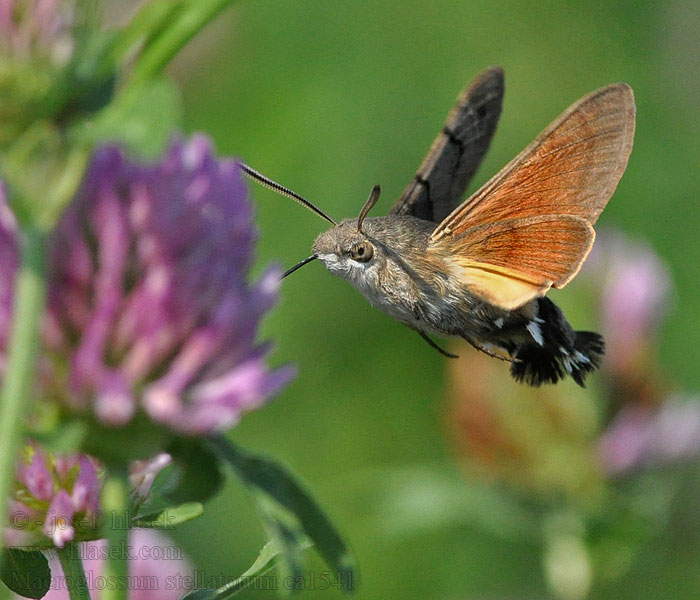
[144,0,699,598]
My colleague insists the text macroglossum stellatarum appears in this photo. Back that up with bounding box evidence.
[243,67,636,386]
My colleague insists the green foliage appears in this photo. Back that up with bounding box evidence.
[127,440,224,532]
[210,437,356,593]
[132,502,204,529]
[0,122,89,227]
[0,548,51,599]
[80,417,171,469]
[182,539,312,600]
[71,77,182,159]
[162,439,225,506]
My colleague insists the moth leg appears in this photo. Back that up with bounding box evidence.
[418,331,459,359]
[464,337,516,363]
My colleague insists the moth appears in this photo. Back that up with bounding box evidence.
[243,67,636,386]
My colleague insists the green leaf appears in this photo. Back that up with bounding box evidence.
[70,77,182,159]
[163,438,225,506]
[182,591,218,600]
[182,539,311,600]
[0,548,51,599]
[244,539,311,586]
[59,30,119,118]
[209,437,356,593]
[253,493,306,589]
[133,438,223,524]
[80,417,170,469]
[132,501,204,529]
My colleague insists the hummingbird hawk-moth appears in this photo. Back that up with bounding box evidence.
[243,67,636,386]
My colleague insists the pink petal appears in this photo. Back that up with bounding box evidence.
[44,490,75,548]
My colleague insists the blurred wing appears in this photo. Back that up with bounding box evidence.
[429,83,635,309]
[390,66,505,222]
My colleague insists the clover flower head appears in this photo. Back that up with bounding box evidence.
[18,136,295,434]
[599,395,700,475]
[583,231,672,370]
[5,445,101,548]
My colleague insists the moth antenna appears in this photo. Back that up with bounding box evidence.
[358,185,381,233]
[283,255,318,279]
[240,163,337,226]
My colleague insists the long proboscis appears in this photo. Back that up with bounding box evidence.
[240,163,337,226]
[283,255,318,278]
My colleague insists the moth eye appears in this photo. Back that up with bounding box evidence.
[350,241,374,263]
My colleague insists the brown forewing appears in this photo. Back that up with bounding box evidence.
[390,66,505,223]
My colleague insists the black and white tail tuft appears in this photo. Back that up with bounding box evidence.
[510,298,605,387]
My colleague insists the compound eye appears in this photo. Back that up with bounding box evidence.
[350,241,374,263]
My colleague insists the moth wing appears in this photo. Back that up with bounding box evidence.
[390,66,504,223]
[428,83,635,309]
[431,83,635,237]
[431,215,595,310]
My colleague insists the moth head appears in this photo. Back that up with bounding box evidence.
[312,186,381,278]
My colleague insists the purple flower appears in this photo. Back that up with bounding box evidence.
[70,455,100,514]
[5,445,101,548]
[582,231,672,370]
[0,137,294,434]
[44,489,74,547]
[20,529,193,600]
[599,395,700,475]
[22,451,55,501]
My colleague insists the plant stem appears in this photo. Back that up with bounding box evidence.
[0,228,47,563]
[101,473,129,600]
[103,1,182,75]
[126,0,237,90]
[58,543,93,600]
[40,147,90,230]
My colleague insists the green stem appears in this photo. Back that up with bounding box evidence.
[104,1,182,74]
[58,543,93,600]
[39,147,91,230]
[101,473,130,600]
[0,228,47,564]
[126,0,237,90]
